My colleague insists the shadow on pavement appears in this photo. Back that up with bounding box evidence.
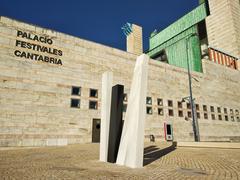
[143,142,177,166]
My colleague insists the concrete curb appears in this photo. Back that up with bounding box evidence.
[177,142,240,149]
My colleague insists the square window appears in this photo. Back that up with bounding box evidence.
[210,106,215,112]
[71,86,81,96]
[237,117,240,122]
[187,111,192,118]
[178,110,183,117]
[178,101,183,109]
[187,103,191,109]
[224,108,228,114]
[71,99,80,108]
[168,109,174,116]
[203,105,207,112]
[157,98,163,106]
[217,107,221,113]
[168,100,173,107]
[195,104,200,111]
[230,109,234,115]
[230,116,234,122]
[147,107,153,114]
[90,89,98,98]
[123,104,127,112]
[123,94,127,102]
[204,113,208,119]
[218,115,222,121]
[225,115,229,121]
[146,97,152,105]
[89,101,98,110]
[211,114,215,120]
[236,110,239,116]
[158,108,164,116]
[197,112,201,119]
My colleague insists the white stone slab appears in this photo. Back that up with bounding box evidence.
[99,72,113,162]
[116,54,149,168]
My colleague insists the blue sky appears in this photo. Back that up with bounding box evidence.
[0,0,198,51]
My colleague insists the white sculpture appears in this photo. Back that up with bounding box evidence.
[100,72,113,162]
[116,54,149,168]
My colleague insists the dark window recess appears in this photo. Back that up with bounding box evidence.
[187,111,192,118]
[195,104,200,111]
[210,106,215,112]
[71,99,80,108]
[236,110,239,116]
[230,109,234,115]
[217,107,221,113]
[218,115,222,121]
[90,89,98,98]
[224,108,228,114]
[211,114,215,120]
[225,115,229,121]
[152,50,168,63]
[178,110,183,117]
[147,107,153,115]
[237,117,240,122]
[72,86,81,96]
[146,97,152,105]
[157,98,163,106]
[197,112,201,119]
[123,94,128,102]
[168,109,174,116]
[89,101,98,110]
[168,100,173,107]
[178,101,183,109]
[231,116,234,122]
[158,108,164,116]
[123,104,127,112]
[204,113,208,119]
[187,103,191,109]
[203,105,207,112]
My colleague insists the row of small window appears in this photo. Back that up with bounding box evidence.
[71,86,98,98]
[143,97,239,115]
[71,99,98,109]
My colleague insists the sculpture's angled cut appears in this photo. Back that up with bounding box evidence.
[100,72,113,162]
[116,54,149,168]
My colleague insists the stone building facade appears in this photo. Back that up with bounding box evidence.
[0,0,240,147]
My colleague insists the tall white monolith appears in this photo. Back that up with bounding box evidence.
[100,72,113,162]
[116,54,149,168]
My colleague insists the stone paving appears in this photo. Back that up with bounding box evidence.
[0,143,240,180]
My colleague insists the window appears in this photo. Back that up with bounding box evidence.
[157,98,163,106]
[146,97,152,105]
[178,101,183,109]
[152,50,168,63]
[203,105,207,112]
[123,104,127,112]
[204,113,208,119]
[224,108,228,114]
[187,103,191,109]
[168,100,173,107]
[123,94,128,102]
[168,109,174,116]
[225,115,229,121]
[236,110,239,116]
[211,114,215,120]
[158,108,164,116]
[187,111,192,118]
[237,117,240,122]
[147,107,153,114]
[230,109,234,115]
[217,107,221,113]
[89,101,98,110]
[72,86,81,96]
[230,116,234,122]
[210,106,214,112]
[90,89,98,98]
[71,99,80,108]
[197,112,201,119]
[178,110,183,117]
[195,104,200,111]
[218,115,222,121]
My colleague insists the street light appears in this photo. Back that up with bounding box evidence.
[185,33,200,142]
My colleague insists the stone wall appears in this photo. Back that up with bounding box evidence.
[206,0,240,57]
[0,16,240,146]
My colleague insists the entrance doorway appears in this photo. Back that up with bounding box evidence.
[164,123,173,141]
[92,119,101,143]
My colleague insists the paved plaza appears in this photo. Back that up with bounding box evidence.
[0,143,240,180]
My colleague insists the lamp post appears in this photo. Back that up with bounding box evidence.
[185,33,200,142]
